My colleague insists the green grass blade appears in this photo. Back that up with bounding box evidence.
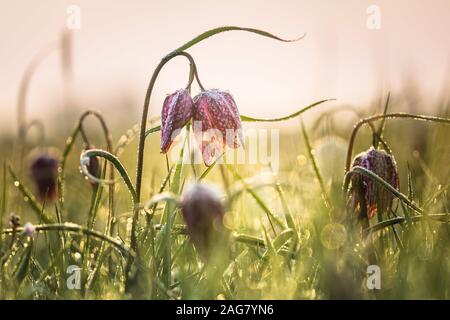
[8,165,54,224]
[227,165,284,233]
[241,99,333,122]
[346,166,423,214]
[174,26,304,53]
[301,119,331,209]
[374,92,391,148]
[144,125,161,138]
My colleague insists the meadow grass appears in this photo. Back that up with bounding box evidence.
[0,27,449,300]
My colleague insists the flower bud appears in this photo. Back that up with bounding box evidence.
[30,154,58,203]
[9,214,20,229]
[181,183,226,257]
[160,89,194,153]
[23,222,36,237]
[193,89,244,166]
[349,147,399,219]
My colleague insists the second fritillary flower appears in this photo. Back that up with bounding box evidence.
[348,147,399,219]
[193,89,244,166]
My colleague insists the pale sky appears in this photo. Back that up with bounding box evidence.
[1,0,450,132]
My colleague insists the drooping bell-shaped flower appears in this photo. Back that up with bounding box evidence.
[181,183,226,258]
[160,88,194,153]
[30,154,58,203]
[348,147,399,219]
[193,89,244,166]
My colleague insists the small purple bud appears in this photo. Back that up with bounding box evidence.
[193,89,244,166]
[160,89,194,153]
[23,222,36,237]
[9,214,21,229]
[181,183,226,257]
[349,147,399,219]
[30,154,58,203]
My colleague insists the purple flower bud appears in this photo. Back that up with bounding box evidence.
[349,147,399,219]
[181,183,226,257]
[30,154,58,203]
[9,214,20,228]
[23,222,36,237]
[193,90,244,166]
[160,89,194,153]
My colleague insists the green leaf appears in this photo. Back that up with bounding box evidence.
[240,99,333,122]
[273,228,294,252]
[13,240,33,286]
[144,125,161,138]
[301,119,331,209]
[174,26,304,53]
[374,92,390,148]
[8,166,54,224]
[227,165,284,233]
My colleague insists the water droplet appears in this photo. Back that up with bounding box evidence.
[301,229,310,241]
[74,252,81,261]
[297,155,307,167]
[320,223,347,250]
[14,181,20,187]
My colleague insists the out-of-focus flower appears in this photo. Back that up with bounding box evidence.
[348,147,399,219]
[193,90,244,166]
[23,222,36,237]
[9,214,20,229]
[30,154,58,203]
[160,89,194,153]
[181,183,226,257]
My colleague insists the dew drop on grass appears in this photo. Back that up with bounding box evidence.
[320,223,347,250]
[297,155,307,167]
[14,181,19,187]
[301,229,310,241]
[74,252,81,262]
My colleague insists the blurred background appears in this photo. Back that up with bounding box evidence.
[1,0,450,136]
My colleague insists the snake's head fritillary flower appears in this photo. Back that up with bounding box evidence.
[193,89,244,166]
[30,154,58,203]
[349,147,399,219]
[181,183,226,258]
[160,88,194,153]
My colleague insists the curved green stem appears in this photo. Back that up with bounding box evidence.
[345,113,450,173]
[365,213,449,235]
[79,110,116,236]
[2,223,133,258]
[135,51,198,207]
[80,149,137,204]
